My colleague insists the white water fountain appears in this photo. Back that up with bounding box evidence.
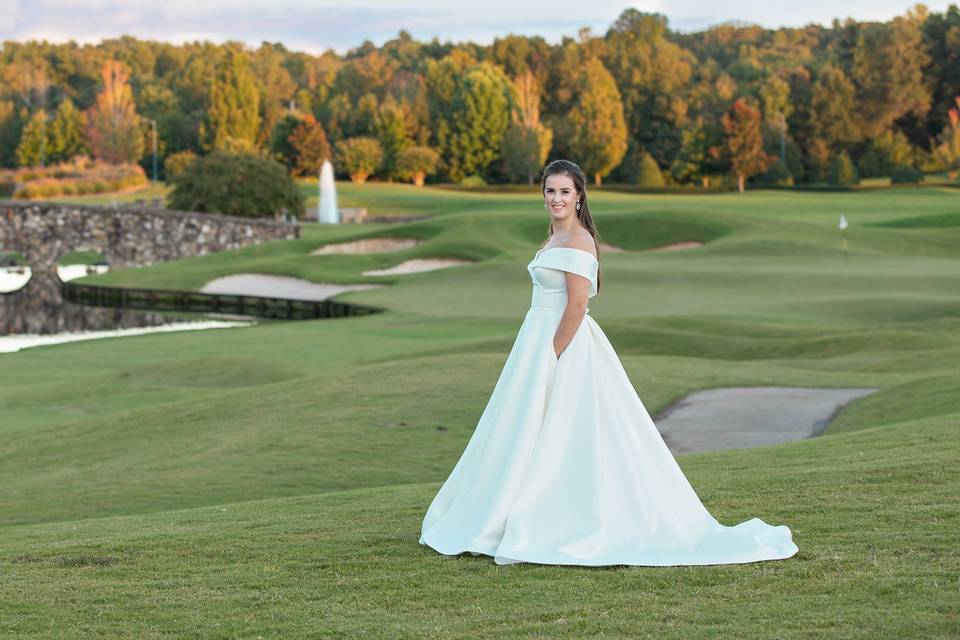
[318,159,340,224]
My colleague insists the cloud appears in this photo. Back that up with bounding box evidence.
[1,0,952,53]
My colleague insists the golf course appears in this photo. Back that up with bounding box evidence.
[1,183,957,638]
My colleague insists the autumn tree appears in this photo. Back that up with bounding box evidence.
[334,136,383,183]
[723,99,770,193]
[922,6,960,135]
[810,64,862,150]
[85,61,144,164]
[501,70,553,184]
[934,97,960,179]
[396,146,441,186]
[601,10,695,165]
[851,9,931,138]
[565,58,628,186]
[288,115,331,177]
[270,113,306,170]
[202,49,260,152]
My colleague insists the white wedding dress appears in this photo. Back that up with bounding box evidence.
[419,246,799,566]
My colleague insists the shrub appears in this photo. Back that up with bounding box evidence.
[459,174,487,188]
[334,137,383,183]
[1,158,146,199]
[890,164,924,184]
[829,151,860,185]
[167,151,304,218]
[164,151,197,179]
[636,152,665,188]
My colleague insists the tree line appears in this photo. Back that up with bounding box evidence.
[1,5,959,190]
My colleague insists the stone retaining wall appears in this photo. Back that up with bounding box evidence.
[0,201,300,271]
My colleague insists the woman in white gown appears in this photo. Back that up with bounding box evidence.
[419,159,798,566]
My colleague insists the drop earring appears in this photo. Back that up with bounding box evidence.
[576,201,581,211]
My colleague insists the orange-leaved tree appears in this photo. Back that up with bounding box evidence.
[723,99,769,193]
[85,61,143,164]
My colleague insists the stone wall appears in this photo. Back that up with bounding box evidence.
[0,201,300,271]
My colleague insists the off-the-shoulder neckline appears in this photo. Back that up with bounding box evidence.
[535,246,599,263]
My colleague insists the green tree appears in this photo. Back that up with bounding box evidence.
[168,151,304,218]
[373,98,413,180]
[15,109,49,167]
[501,122,552,184]
[47,99,88,162]
[858,130,914,178]
[760,75,794,124]
[810,64,861,149]
[723,99,770,193]
[500,70,552,184]
[334,136,383,183]
[565,58,628,186]
[829,150,860,185]
[251,43,297,149]
[396,146,441,186]
[269,112,307,170]
[670,123,723,187]
[852,9,931,138]
[202,49,260,152]
[85,61,144,164]
[0,101,24,168]
[437,62,513,181]
[922,5,960,135]
[601,10,695,165]
[288,115,331,177]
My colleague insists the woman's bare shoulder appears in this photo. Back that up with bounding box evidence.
[564,232,598,258]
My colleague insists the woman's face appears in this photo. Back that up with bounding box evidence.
[543,173,579,223]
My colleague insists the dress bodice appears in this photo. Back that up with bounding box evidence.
[527,247,599,311]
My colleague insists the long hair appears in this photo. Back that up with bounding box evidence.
[540,159,603,292]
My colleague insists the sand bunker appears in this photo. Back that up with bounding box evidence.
[595,241,703,253]
[0,267,31,293]
[597,242,624,253]
[362,258,472,276]
[201,274,384,301]
[654,386,878,454]
[310,237,422,255]
[646,241,704,252]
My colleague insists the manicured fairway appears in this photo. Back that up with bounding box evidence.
[1,184,957,637]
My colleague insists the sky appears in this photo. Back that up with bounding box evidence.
[1,0,953,53]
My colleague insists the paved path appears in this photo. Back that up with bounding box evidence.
[654,386,879,454]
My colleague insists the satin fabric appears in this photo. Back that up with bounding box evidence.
[419,247,798,566]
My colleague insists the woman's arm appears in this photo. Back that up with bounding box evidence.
[552,271,591,358]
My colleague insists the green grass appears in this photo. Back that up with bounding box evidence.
[2,185,959,637]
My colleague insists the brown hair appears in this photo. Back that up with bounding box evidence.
[540,159,603,292]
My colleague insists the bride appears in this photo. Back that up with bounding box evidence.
[419,159,798,566]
